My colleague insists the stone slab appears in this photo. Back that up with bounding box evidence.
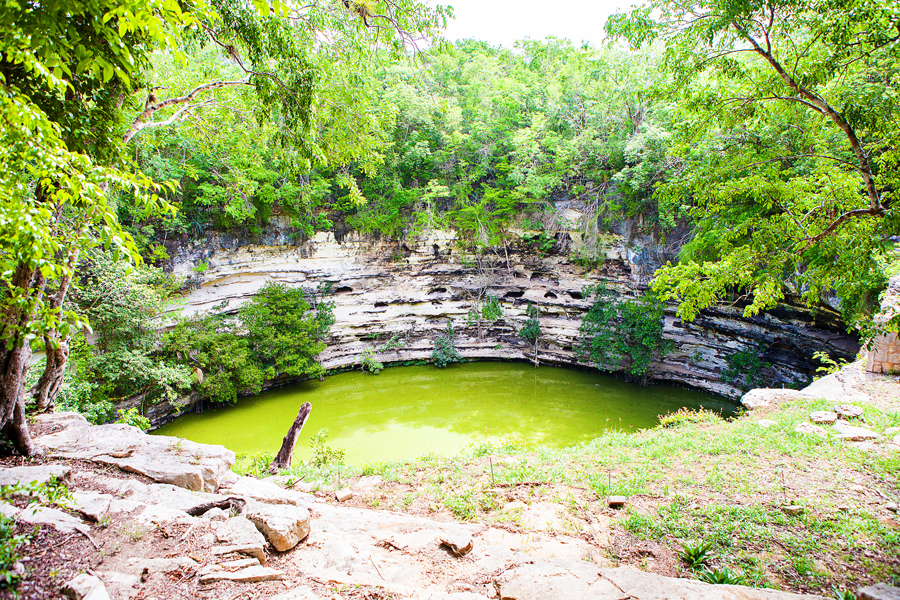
[36,423,234,492]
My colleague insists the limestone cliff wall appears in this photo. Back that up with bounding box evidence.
[158,226,859,405]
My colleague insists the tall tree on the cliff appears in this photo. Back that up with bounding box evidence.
[607,0,900,335]
[1,0,448,455]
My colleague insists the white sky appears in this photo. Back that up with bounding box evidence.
[434,0,642,48]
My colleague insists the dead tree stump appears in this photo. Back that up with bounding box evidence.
[269,402,312,473]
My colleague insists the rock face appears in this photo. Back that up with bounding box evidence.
[134,228,858,424]
[865,275,900,375]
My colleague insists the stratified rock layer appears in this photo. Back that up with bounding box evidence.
[141,228,858,423]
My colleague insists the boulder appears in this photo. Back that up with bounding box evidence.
[440,533,474,556]
[198,565,284,584]
[834,405,864,419]
[794,423,827,437]
[62,574,110,600]
[215,516,267,547]
[71,492,112,522]
[335,487,353,502]
[0,465,72,487]
[245,501,311,552]
[856,584,900,600]
[741,388,811,409]
[223,476,311,506]
[834,422,879,441]
[36,423,234,492]
[809,411,837,424]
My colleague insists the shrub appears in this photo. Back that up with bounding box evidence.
[431,322,462,368]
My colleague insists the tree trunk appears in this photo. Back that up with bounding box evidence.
[269,402,312,473]
[0,263,47,455]
[32,268,76,412]
[33,335,70,412]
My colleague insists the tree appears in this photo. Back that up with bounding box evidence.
[1,0,447,454]
[1,0,188,454]
[575,284,674,384]
[240,282,330,380]
[431,321,462,367]
[607,0,900,334]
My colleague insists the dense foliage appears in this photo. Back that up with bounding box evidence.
[431,322,462,368]
[607,0,900,333]
[576,284,674,383]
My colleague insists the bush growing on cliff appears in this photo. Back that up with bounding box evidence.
[576,284,674,384]
[431,322,462,368]
[164,283,334,404]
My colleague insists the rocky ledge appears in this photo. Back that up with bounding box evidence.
[0,412,852,600]
[138,228,859,424]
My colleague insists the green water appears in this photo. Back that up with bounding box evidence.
[154,362,736,464]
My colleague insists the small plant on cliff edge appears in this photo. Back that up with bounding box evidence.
[0,514,30,593]
[431,321,462,368]
[721,343,771,393]
[518,304,543,367]
[360,346,383,374]
[812,351,850,377]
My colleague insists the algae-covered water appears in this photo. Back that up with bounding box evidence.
[154,362,735,464]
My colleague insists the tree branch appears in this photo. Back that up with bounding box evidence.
[123,80,248,143]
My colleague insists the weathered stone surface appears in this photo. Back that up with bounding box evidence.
[36,423,234,492]
[203,507,229,521]
[71,492,112,522]
[602,565,825,600]
[741,389,811,410]
[809,411,838,424]
[795,423,827,437]
[782,505,804,516]
[865,275,900,375]
[211,544,267,565]
[127,557,200,573]
[34,411,89,429]
[128,228,858,429]
[215,557,261,570]
[198,565,284,584]
[16,503,88,534]
[834,405,864,419]
[270,585,322,600]
[0,465,72,487]
[857,583,900,600]
[215,516,267,547]
[62,574,110,600]
[440,533,474,556]
[245,502,311,551]
[496,561,629,600]
[223,476,311,506]
[756,419,777,428]
[335,487,353,502]
[834,421,879,441]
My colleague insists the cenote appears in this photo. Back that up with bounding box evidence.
[154,362,736,464]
